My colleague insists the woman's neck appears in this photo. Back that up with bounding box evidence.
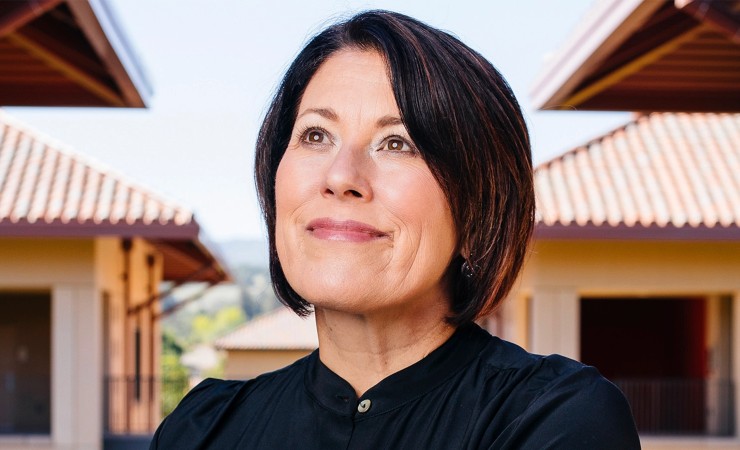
[314,302,455,397]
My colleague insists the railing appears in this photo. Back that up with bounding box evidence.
[8,373,735,437]
[104,375,190,435]
[613,378,735,436]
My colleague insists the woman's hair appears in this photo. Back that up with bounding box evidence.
[255,10,534,325]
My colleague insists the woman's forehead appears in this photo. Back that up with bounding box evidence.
[297,50,400,121]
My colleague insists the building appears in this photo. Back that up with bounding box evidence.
[0,2,228,449]
[215,307,317,380]
[494,111,740,447]
[494,1,740,448]
[0,111,227,449]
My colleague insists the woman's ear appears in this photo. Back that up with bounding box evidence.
[459,241,472,262]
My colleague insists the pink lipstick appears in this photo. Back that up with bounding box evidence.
[306,218,388,242]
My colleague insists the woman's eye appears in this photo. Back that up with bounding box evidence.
[303,129,327,144]
[383,137,414,153]
[388,139,404,150]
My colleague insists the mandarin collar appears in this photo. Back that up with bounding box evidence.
[304,323,490,418]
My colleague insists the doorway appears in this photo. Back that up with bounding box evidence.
[0,292,51,434]
[580,296,722,435]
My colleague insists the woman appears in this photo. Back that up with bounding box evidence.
[151,11,640,449]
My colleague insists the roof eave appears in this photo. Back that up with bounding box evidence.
[530,0,662,110]
[0,219,199,239]
[191,224,234,283]
[676,0,740,44]
[66,0,152,107]
[0,219,232,283]
[535,223,740,241]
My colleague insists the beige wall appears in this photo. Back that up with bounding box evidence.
[519,240,740,295]
[508,240,740,353]
[223,349,313,380]
[501,239,740,448]
[0,237,164,450]
[0,238,95,284]
[95,237,163,434]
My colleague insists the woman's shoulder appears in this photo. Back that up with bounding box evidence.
[175,354,310,410]
[473,333,640,449]
[149,354,313,449]
[477,334,630,408]
[165,377,245,416]
[479,333,608,388]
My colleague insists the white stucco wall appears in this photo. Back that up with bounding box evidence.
[95,237,163,435]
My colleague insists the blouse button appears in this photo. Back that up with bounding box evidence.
[357,399,372,413]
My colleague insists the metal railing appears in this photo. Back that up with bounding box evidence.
[614,378,735,436]
[103,375,190,434]
[1,372,191,436]
[7,373,735,437]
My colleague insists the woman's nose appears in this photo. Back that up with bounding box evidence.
[322,145,373,201]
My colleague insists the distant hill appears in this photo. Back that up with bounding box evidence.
[216,239,269,269]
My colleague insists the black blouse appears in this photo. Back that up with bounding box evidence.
[150,324,640,449]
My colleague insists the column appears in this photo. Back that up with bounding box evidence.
[52,284,102,450]
[732,291,740,438]
[52,286,75,447]
[529,287,580,360]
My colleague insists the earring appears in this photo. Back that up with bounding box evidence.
[461,253,476,279]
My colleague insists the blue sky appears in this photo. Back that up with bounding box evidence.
[8,0,629,240]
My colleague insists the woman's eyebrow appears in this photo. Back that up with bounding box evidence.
[296,108,338,121]
[376,115,403,128]
[296,110,402,129]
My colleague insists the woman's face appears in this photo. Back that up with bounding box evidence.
[275,49,457,316]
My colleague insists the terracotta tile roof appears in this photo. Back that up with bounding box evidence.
[535,112,740,236]
[215,308,318,351]
[0,110,193,230]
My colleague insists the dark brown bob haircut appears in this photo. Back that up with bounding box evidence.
[255,10,534,325]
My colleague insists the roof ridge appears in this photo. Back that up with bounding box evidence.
[239,307,303,328]
[215,307,318,351]
[535,112,737,171]
[535,113,644,171]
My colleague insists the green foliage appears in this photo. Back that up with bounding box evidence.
[160,351,189,417]
[215,305,246,335]
[158,265,281,414]
[191,314,215,344]
[189,305,246,345]
[162,329,184,356]
[161,265,279,349]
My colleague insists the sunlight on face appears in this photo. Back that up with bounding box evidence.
[274,49,457,316]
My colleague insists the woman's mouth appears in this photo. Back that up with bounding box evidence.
[306,218,389,242]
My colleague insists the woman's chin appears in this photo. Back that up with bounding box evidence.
[298,283,380,315]
[285,257,391,305]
